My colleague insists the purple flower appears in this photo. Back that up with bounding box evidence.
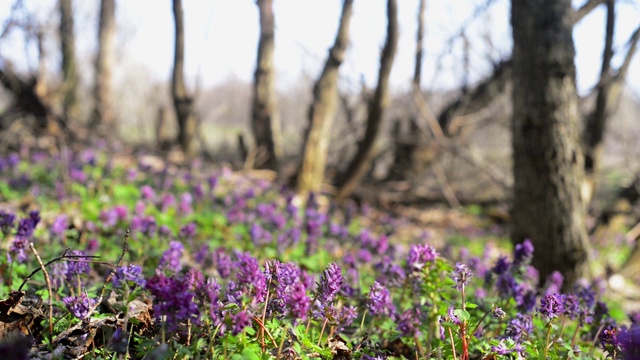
[288,282,311,321]
[140,185,156,201]
[63,293,97,320]
[451,263,472,291]
[0,211,16,235]
[317,263,343,304]
[367,281,395,316]
[145,270,200,332]
[179,223,197,238]
[66,250,90,281]
[619,324,640,360]
[505,314,533,342]
[179,193,193,215]
[158,241,184,273]
[544,271,564,296]
[50,215,68,239]
[491,256,510,275]
[50,262,68,290]
[562,294,580,319]
[600,325,622,357]
[213,248,232,278]
[232,310,252,335]
[397,308,423,337]
[234,252,267,303]
[113,265,146,288]
[539,294,564,320]
[491,340,511,355]
[407,244,438,272]
[513,239,534,266]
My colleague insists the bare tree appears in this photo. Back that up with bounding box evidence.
[335,0,398,203]
[386,0,425,180]
[90,0,116,131]
[171,0,197,157]
[59,0,78,120]
[511,0,591,286]
[251,0,282,171]
[296,0,354,194]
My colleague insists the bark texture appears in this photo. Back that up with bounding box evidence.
[511,0,591,286]
[59,0,78,119]
[172,0,197,157]
[335,0,398,202]
[91,0,116,130]
[296,0,354,194]
[252,0,281,170]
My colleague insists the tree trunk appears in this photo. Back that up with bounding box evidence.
[252,0,281,171]
[59,0,78,120]
[171,0,197,158]
[296,0,354,194]
[91,0,116,131]
[335,0,398,203]
[386,0,425,180]
[511,0,591,286]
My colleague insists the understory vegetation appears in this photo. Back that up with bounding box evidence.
[0,146,638,359]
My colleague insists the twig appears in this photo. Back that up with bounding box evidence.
[18,249,100,292]
[28,242,54,347]
[90,229,130,315]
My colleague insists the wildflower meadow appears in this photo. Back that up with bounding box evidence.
[0,147,638,359]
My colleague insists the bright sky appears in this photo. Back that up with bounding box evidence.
[1,0,639,96]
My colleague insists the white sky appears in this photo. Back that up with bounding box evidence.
[0,0,639,97]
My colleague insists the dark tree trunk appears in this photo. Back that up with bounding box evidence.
[511,0,591,286]
[172,0,197,157]
[386,0,425,181]
[59,0,78,120]
[252,0,281,171]
[334,0,398,203]
[91,0,116,131]
[296,0,354,194]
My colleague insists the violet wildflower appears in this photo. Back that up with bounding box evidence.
[366,281,395,316]
[317,263,343,304]
[0,211,16,236]
[505,314,533,342]
[397,308,422,337]
[179,193,193,215]
[113,265,146,288]
[288,282,311,322]
[213,248,232,278]
[145,270,200,332]
[179,222,197,238]
[491,256,510,275]
[234,252,267,303]
[451,262,472,291]
[447,305,462,325]
[50,262,68,290]
[158,241,184,274]
[539,294,564,320]
[513,239,534,266]
[619,324,640,360]
[562,294,580,319]
[66,250,90,282]
[50,215,68,239]
[492,307,506,320]
[336,305,358,332]
[600,325,622,357]
[491,340,511,355]
[407,244,438,272]
[63,293,97,320]
[232,310,252,335]
[140,185,156,201]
